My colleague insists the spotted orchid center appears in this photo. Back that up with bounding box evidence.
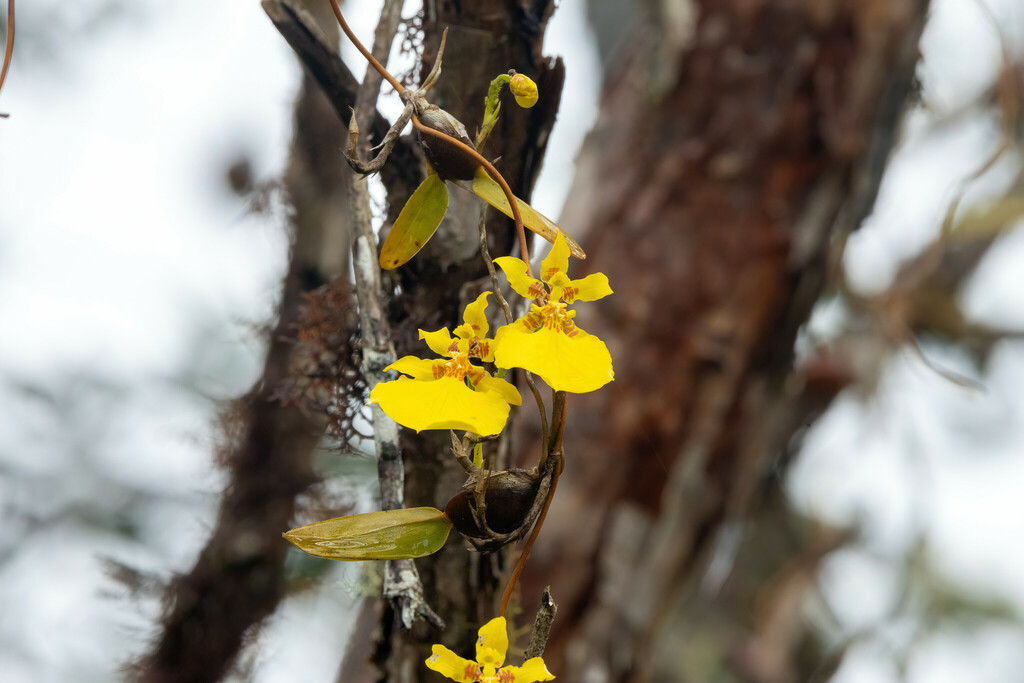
[538,301,571,331]
[437,349,474,381]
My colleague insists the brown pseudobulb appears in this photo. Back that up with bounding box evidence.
[444,470,540,539]
[417,105,481,181]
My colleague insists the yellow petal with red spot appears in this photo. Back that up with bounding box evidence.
[540,232,571,282]
[495,256,544,300]
[560,272,613,304]
[503,657,556,682]
[454,291,491,341]
[385,356,440,380]
[475,617,509,668]
[494,324,614,394]
[369,376,512,435]
[419,327,457,357]
[425,644,479,683]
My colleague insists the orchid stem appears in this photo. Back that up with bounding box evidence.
[328,0,533,275]
[328,0,403,94]
[499,457,561,618]
[411,117,532,275]
[479,209,548,449]
[0,0,15,117]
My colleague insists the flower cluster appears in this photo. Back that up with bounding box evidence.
[370,234,613,437]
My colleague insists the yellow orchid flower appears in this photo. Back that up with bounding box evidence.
[493,234,614,393]
[426,616,554,683]
[370,293,521,436]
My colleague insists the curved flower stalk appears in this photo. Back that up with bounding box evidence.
[426,616,554,683]
[494,234,614,393]
[370,292,521,436]
[379,68,584,270]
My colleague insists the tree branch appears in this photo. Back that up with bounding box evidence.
[346,0,441,631]
[261,0,411,159]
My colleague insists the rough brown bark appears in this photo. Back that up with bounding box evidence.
[515,1,930,681]
[335,2,566,682]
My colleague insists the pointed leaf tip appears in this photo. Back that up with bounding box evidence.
[380,174,450,269]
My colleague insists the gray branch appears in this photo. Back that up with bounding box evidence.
[347,0,442,631]
[261,0,407,154]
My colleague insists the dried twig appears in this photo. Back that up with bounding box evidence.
[524,587,557,659]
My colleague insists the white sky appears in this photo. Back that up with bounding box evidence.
[0,0,1022,681]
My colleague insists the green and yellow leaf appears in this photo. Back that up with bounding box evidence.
[380,173,450,269]
[284,507,453,561]
[470,167,586,260]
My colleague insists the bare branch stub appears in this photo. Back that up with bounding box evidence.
[524,587,557,659]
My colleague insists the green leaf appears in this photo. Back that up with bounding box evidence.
[284,507,453,561]
[380,174,449,269]
[470,167,586,260]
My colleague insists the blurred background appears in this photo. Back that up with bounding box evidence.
[1,0,1023,681]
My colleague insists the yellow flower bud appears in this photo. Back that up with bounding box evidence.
[509,72,538,108]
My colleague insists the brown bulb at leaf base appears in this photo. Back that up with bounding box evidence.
[444,470,540,539]
[416,105,481,181]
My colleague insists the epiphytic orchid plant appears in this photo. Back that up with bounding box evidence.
[344,27,584,270]
[283,3,614,678]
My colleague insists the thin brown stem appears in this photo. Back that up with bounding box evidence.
[327,0,404,94]
[328,0,533,273]
[547,391,566,456]
[0,0,14,116]
[412,116,533,275]
[500,458,561,618]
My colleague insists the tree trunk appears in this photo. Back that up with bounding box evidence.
[518,1,929,681]
[260,1,931,682]
[338,2,566,682]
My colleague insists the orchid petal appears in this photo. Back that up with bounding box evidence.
[454,291,491,341]
[420,328,457,357]
[540,232,570,283]
[561,273,613,303]
[495,325,614,393]
[476,617,509,668]
[369,376,512,435]
[425,645,479,683]
[495,256,545,300]
[503,658,556,683]
[474,372,522,406]
[385,356,441,380]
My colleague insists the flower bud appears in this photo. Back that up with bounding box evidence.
[509,72,538,108]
